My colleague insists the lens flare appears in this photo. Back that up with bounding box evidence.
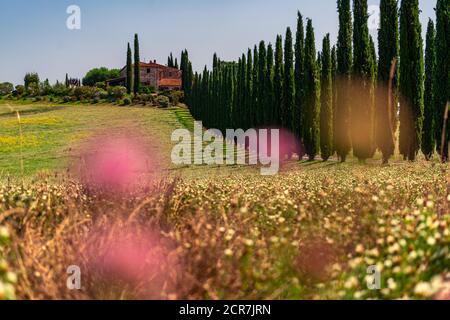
[70,130,161,193]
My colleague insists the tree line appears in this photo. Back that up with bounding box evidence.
[180,0,449,163]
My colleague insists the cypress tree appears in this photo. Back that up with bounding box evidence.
[168,53,173,68]
[133,34,141,95]
[246,49,253,130]
[65,73,69,88]
[258,41,267,126]
[201,66,210,126]
[294,12,305,145]
[186,62,193,102]
[211,53,219,128]
[175,58,179,69]
[266,43,275,126]
[434,0,450,161]
[335,0,353,162]
[283,27,295,134]
[376,0,399,164]
[181,50,187,90]
[240,54,248,129]
[399,0,424,161]
[370,36,377,79]
[181,50,194,102]
[422,19,436,160]
[370,35,377,158]
[352,0,375,161]
[331,45,338,155]
[320,34,333,161]
[252,45,259,127]
[303,19,320,161]
[126,43,133,94]
[317,52,322,75]
[274,35,284,127]
[233,57,242,129]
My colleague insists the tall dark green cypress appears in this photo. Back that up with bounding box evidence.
[233,56,244,129]
[434,0,450,161]
[266,43,274,126]
[258,41,267,126]
[181,50,194,103]
[180,50,194,103]
[246,49,253,129]
[283,27,295,134]
[331,45,338,155]
[211,53,219,128]
[133,34,141,95]
[399,0,424,161]
[252,45,259,127]
[422,19,436,160]
[303,19,320,161]
[240,54,248,129]
[370,35,377,158]
[335,0,352,162]
[320,34,333,161]
[376,0,399,164]
[370,36,377,79]
[168,53,174,68]
[186,62,193,101]
[274,35,284,127]
[294,12,305,145]
[181,50,187,91]
[352,0,375,161]
[317,52,322,75]
[126,43,132,94]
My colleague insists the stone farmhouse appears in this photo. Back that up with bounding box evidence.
[106,60,182,90]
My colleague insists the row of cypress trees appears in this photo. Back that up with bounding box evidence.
[167,53,179,69]
[183,0,449,162]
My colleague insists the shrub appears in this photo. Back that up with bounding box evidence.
[63,96,71,103]
[95,82,106,90]
[139,86,156,94]
[0,82,14,96]
[52,83,71,97]
[132,96,141,104]
[157,95,170,108]
[41,81,53,96]
[166,90,184,105]
[74,86,94,100]
[123,98,131,106]
[99,90,109,100]
[108,86,127,100]
[140,94,153,104]
[14,85,25,96]
[27,83,41,97]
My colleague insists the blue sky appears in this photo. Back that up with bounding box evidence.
[0,0,437,85]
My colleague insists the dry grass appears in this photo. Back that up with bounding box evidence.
[1,162,449,300]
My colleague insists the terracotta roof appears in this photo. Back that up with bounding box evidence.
[159,78,182,87]
[140,62,166,68]
[120,62,181,74]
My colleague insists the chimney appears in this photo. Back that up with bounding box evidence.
[154,60,156,64]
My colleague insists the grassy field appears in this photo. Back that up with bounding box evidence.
[0,101,449,300]
[0,102,190,177]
